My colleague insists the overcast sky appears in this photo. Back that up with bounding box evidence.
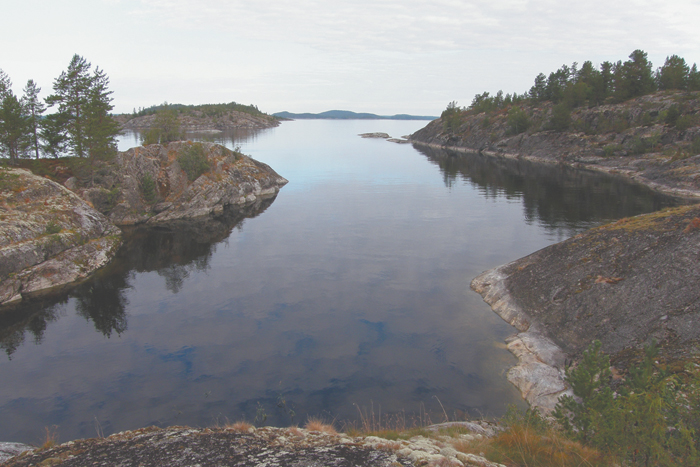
[3,0,700,116]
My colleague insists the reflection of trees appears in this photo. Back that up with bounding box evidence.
[0,197,278,355]
[0,299,66,358]
[416,145,681,235]
[74,273,130,337]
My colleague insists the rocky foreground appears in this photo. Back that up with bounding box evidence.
[1,424,503,467]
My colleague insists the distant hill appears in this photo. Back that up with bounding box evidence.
[273,110,437,120]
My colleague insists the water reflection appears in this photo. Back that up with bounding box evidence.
[0,198,276,358]
[416,145,681,237]
[118,128,269,152]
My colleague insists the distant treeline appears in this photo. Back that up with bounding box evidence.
[453,50,700,117]
[131,102,269,119]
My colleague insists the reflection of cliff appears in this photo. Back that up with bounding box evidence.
[0,198,277,357]
[416,145,681,235]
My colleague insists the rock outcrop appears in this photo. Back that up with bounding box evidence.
[410,91,700,198]
[67,142,288,225]
[0,169,122,306]
[2,424,504,467]
[117,110,279,132]
[472,205,700,410]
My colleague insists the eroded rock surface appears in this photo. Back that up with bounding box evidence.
[472,205,700,409]
[2,425,504,467]
[67,142,288,225]
[0,169,121,305]
[118,110,279,131]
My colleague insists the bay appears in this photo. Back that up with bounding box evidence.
[0,120,678,444]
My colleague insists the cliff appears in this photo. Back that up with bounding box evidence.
[410,91,700,198]
[66,141,288,225]
[0,169,121,306]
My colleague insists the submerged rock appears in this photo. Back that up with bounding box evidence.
[67,142,288,225]
[0,169,121,306]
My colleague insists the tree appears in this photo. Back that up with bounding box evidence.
[39,113,68,159]
[141,104,183,145]
[0,93,29,164]
[657,55,690,90]
[46,55,120,160]
[21,80,45,159]
[614,50,656,101]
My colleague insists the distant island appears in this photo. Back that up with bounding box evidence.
[273,110,437,120]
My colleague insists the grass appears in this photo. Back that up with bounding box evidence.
[40,426,59,450]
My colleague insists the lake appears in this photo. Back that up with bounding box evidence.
[0,120,679,444]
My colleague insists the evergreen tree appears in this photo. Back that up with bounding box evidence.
[657,55,690,90]
[21,80,45,159]
[47,55,119,160]
[39,113,68,159]
[0,92,29,164]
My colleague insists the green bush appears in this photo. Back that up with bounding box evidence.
[550,103,571,131]
[177,143,210,181]
[690,137,700,155]
[676,115,696,132]
[45,221,62,235]
[140,173,157,203]
[506,106,530,135]
[554,340,700,466]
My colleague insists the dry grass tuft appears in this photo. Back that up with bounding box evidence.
[454,424,610,467]
[40,426,59,450]
[226,421,253,433]
[305,418,337,434]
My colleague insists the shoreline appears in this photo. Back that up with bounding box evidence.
[471,265,572,412]
[409,140,700,200]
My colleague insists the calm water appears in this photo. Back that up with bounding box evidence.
[0,120,679,444]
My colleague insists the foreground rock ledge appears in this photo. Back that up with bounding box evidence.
[472,204,700,411]
[0,169,121,306]
[1,425,504,467]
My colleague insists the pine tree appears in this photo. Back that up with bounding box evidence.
[21,80,45,159]
[47,55,119,160]
[0,93,29,164]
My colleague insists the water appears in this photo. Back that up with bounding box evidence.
[0,120,679,444]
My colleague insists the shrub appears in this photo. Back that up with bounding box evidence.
[506,106,530,135]
[177,143,210,181]
[140,173,157,203]
[550,103,571,131]
[675,114,696,131]
[553,340,700,466]
[690,136,700,155]
[45,221,62,235]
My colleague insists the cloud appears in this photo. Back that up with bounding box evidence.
[129,0,700,57]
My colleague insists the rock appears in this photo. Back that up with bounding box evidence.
[472,205,700,409]
[0,442,34,464]
[359,132,391,138]
[68,142,288,225]
[117,110,280,131]
[0,169,122,306]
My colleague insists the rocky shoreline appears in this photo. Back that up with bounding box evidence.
[0,142,287,306]
[408,92,700,411]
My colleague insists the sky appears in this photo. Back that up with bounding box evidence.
[2,0,700,116]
